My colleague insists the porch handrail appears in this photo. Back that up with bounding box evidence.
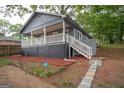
[66,34,92,56]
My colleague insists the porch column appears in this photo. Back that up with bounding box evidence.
[69,45,71,58]
[31,31,33,45]
[63,20,66,42]
[21,34,23,47]
[44,27,46,44]
[74,28,76,38]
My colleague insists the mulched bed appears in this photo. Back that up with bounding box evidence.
[9,55,75,66]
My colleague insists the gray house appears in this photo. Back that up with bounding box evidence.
[20,12,96,59]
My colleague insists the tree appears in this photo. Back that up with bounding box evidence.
[0,5,31,18]
[9,24,23,39]
[38,5,76,17]
[76,5,124,44]
[0,19,10,36]
[0,19,23,39]
[0,5,77,18]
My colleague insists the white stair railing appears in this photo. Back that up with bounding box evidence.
[66,34,92,59]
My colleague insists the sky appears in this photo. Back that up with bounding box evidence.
[0,14,31,24]
[0,5,32,25]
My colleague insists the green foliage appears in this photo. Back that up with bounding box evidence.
[2,5,31,18]
[0,59,13,67]
[76,5,124,44]
[30,5,38,12]
[62,80,74,88]
[0,19,10,36]
[58,67,65,72]
[9,24,23,39]
[0,53,8,56]
[31,67,55,78]
[30,65,65,78]
[0,19,29,39]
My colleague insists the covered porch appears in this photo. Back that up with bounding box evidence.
[22,21,70,48]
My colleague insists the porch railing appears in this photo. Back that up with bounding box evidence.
[22,33,63,48]
[66,34,92,57]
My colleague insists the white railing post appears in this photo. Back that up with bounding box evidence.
[44,27,46,44]
[63,20,66,42]
[31,31,33,46]
[89,47,92,56]
[74,28,76,38]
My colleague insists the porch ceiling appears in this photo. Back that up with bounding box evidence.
[30,22,70,35]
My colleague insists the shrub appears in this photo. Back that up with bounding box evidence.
[31,67,54,78]
[0,59,13,67]
[62,80,74,88]
[30,65,65,78]
[58,67,65,72]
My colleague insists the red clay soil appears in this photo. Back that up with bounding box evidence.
[45,56,89,87]
[9,56,75,66]
[0,55,89,88]
[92,48,124,88]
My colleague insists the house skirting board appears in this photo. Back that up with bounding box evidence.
[22,43,70,58]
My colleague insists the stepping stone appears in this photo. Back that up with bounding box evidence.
[78,59,102,88]
[89,65,97,71]
[89,59,102,66]
[88,69,96,74]
[88,68,96,72]
[80,77,93,84]
[78,82,91,88]
[85,72,95,78]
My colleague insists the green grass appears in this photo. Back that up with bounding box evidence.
[101,44,124,48]
[62,80,74,88]
[0,59,13,67]
[29,65,65,78]
[31,67,54,78]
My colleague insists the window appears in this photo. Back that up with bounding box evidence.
[77,30,82,41]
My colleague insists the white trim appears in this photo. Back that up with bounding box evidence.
[44,27,46,44]
[31,31,33,45]
[63,20,66,42]
[74,28,75,38]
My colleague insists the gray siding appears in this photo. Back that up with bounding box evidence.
[23,14,63,34]
[22,43,69,58]
[22,47,38,56]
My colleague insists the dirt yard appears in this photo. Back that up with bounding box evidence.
[0,65,55,88]
[0,56,89,88]
[0,48,124,88]
[92,48,124,88]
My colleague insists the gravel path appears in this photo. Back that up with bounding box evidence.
[0,65,56,88]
